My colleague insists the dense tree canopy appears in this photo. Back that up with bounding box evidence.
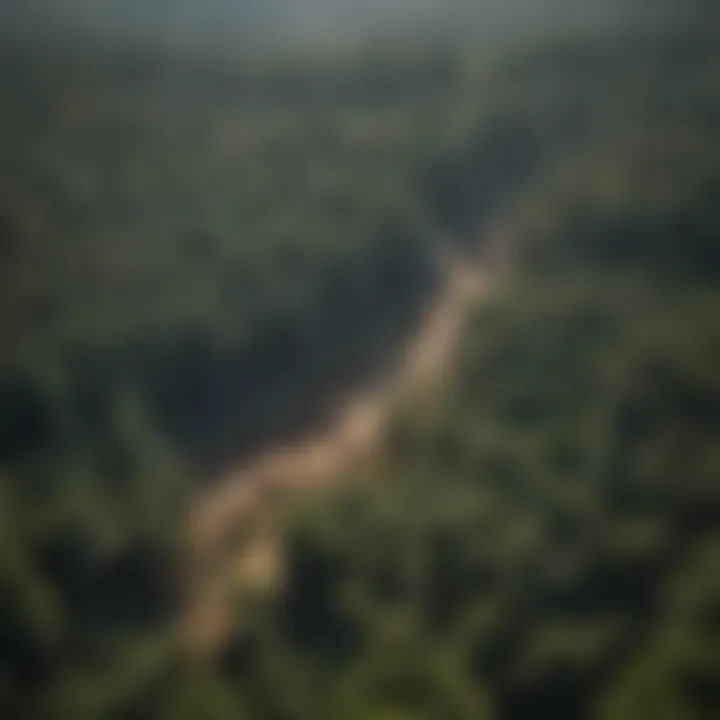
[0,23,718,720]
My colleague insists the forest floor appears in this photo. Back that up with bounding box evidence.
[183,225,509,656]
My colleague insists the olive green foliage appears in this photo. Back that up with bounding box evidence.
[0,27,718,719]
[220,35,720,719]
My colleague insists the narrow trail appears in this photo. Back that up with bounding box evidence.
[184,226,507,656]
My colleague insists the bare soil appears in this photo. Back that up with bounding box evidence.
[183,231,504,655]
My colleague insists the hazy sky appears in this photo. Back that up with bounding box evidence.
[0,0,676,52]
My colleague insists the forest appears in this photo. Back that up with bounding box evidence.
[0,3,719,719]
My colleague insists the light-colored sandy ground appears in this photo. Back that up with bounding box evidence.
[183,230,504,655]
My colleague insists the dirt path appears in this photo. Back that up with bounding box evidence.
[183,232,501,655]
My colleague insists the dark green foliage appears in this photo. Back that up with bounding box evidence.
[216,36,720,718]
[1,25,718,720]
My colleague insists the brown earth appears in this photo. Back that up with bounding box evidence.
[183,227,508,656]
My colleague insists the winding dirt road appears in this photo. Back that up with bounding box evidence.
[184,231,503,655]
